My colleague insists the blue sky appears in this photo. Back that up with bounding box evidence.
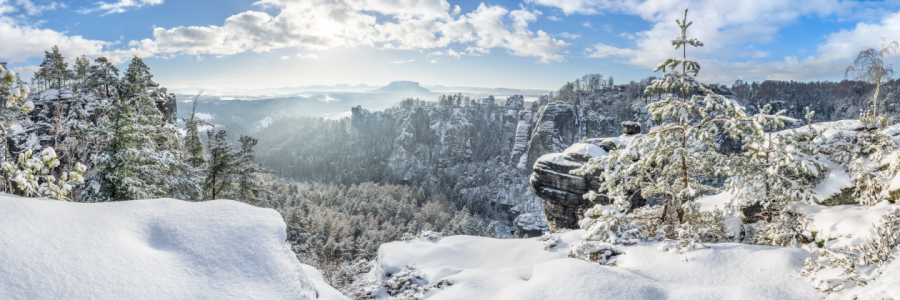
[2,0,900,91]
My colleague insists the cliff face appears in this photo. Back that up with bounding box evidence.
[528,124,645,231]
[347,91,636,234]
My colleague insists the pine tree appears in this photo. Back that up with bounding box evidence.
[73,55,91,86]
[122,56,154,97]
[84,57,184,201]
[90,57,118,98]
[575,9,748,226]
[726,105,825,220]
[182,92,207,169]
[204,129,236,200]
[234,135,268,204]
[38,46,71,88]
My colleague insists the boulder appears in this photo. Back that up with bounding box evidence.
[530,141,645,231]
[530,122,646,231]
[621,121,641,135]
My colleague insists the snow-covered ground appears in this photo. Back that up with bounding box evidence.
[362,200,899,299]
[365,231,819,299]
[0,195,343,299]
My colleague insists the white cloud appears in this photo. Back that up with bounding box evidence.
[585,43,637,59]
[600,23,611,32]
[533,0,900,81]
[447,48,462,58]
[427,51,443,56]
[430,59,437,63]
[15,0,64,15]
[385,59,415,64]
[557,32,580,39]
[279,55,289,60]
[149,0,569,63]
[78,0,163,15]
[581,21,591,28]
[297,53,319,59]
[546,15,562,21]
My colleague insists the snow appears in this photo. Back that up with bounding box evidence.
[696,191,733,212]
[258,116,274,128]
[323,111,352,121]
[797,200,894,248]
[561,143,608,160]
[535,153,582,168]
[369,231,818,299]
[0,195,329,299]
[812,158,852,200]
[853,257,900,299]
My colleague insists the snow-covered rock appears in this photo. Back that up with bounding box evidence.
[363,230,818,299]
[0,195,336,299]
[531,128,644,232]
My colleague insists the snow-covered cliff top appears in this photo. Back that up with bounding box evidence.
[0,196,337,299]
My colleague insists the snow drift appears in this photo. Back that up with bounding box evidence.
[365,231,819,299]
[0,195,327,299]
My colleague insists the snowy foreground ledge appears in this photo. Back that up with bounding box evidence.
[367,231,819,299]
[0,195,340,299]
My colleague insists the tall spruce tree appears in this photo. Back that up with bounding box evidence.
[575,9,748,226]
[84,57,184,201]
[234,135,267,204]
[204,129,235,200]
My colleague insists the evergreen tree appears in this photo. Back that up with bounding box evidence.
[204,129,235,200]
[726,105,825,220]
[182,92,207,169]
[84,58,183,201]
[90,57,118,98]
[234,135,267,204]
[122,56,154,97]
[575,9,748,226]
[73,55,91,86]
[38,46,71,88]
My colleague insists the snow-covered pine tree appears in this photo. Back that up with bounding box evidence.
[204,128,236,200]
[726,105,825,221]
[84,57,188,201]
[234,135,267,204]
[575,9,748,226]
[182,92,207,169]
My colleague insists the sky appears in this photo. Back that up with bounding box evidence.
[2,0,900,91]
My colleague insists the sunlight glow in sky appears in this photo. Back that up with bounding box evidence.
[3,0,900,91]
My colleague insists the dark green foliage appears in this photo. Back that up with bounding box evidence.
[254,178,486,262]
[204,129,235,200]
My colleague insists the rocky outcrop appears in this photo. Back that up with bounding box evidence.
[530,122,645,232]
[346,91,643,234]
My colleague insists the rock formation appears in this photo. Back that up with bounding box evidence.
[530,122,646,232]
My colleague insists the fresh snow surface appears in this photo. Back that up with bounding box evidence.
[561,143,608,160]
[535,153,582,168]
[696,192,732,212]
[323,111,353,121]
[0,195,330,299]
[812,158,852,199]
[370,231,818,299]
[798,200,894,248]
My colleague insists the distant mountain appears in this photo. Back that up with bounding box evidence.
[426,85,551,95]
[372,81,431,93]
